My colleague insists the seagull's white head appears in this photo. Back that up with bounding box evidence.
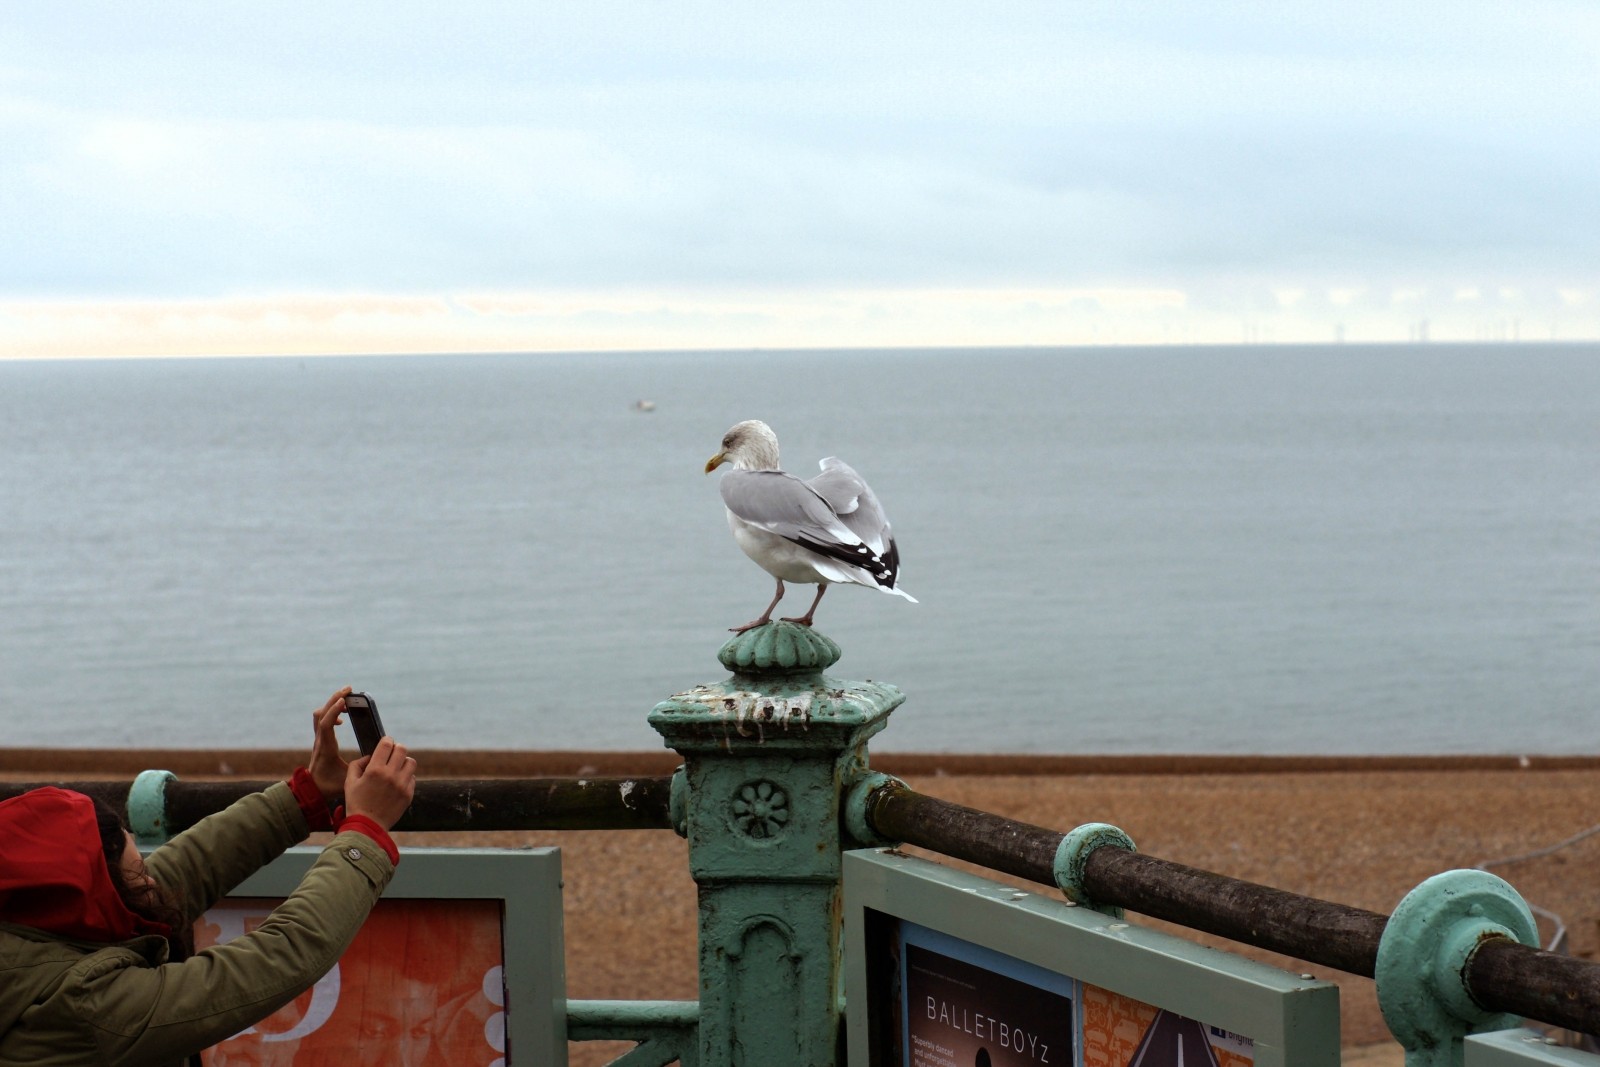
[705,419,781,473]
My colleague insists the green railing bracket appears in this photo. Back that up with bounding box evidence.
[128,768,177,846]
[567,999,700,1067]
[669,765,690,838]
[1376,869,1539,1067]
[1053,821,1137,918]
[841,770,902,849]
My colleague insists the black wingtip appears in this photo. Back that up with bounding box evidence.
[789,533,901,589]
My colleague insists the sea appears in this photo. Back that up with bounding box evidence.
[0,344,1595,755]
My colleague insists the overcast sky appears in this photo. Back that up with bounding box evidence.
[3,2,1597,356]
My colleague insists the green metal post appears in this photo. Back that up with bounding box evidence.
[649,622,903,1067]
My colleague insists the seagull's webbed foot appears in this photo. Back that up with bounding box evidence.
[780,584,827,627]
[730,578,786,633]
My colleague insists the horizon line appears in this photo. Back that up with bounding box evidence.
[2,336,1597,363]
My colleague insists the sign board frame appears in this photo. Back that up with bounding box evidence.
[844,847,1340,1067]
[1467,1031,1600,1066]
[210,845,566,1064]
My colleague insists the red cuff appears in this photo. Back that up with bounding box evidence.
[288,768,336,832]
[336,813,400,865]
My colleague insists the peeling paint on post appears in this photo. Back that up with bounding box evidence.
[650,621,903,1067]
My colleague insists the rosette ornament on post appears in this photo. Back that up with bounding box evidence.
[649,620,904,1067]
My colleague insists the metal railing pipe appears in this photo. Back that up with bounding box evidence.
[862,778,1600,1036]
[863,780,1385,972]
[864,775,1063,881]
[1085,846,1388,977]
[1468,937,1600,1038]
[0,776,677,833]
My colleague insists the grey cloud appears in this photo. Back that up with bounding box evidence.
[2,1,1597,299]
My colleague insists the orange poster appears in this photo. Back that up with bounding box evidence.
[1081,984,1253,1067]
[195,898,507,1066]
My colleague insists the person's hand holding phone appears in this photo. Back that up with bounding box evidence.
[308,687,354,806]
[344,737,417,831]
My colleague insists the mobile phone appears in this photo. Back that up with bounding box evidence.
[344,692,386,757]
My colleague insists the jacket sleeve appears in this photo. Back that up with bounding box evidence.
[142,781,310,921]
[70,830,396,1065]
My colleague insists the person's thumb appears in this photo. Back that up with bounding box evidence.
[345,755,372,784]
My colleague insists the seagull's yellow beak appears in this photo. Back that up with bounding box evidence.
[705,451,727,474]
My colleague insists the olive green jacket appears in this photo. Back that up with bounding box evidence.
[0,782,395,1066]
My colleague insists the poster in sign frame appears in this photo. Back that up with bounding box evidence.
[843,847,1340,1067]
[184,846,566,1066]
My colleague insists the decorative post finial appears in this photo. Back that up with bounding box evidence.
[717,620,841,677]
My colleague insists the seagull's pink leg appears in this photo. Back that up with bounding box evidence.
[730,579,786,633]
[781,584,827,627]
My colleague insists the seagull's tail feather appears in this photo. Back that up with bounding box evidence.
[806,558,917,602]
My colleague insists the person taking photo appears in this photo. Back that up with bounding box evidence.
[0,688,417,1066]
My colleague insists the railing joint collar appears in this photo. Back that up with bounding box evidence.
[1375,868,1537,1067]
[668,765,689,838]
[128,769,177,846]
[842,769,902,848]
[1053,822,1136,918]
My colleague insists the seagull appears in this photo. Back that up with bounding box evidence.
[705,419,917,633]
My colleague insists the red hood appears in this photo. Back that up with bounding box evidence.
[0,787,167,942]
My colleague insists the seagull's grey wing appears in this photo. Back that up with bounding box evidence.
[806,457,892,554]
[720,469,884,575]
[720,469,860,542]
